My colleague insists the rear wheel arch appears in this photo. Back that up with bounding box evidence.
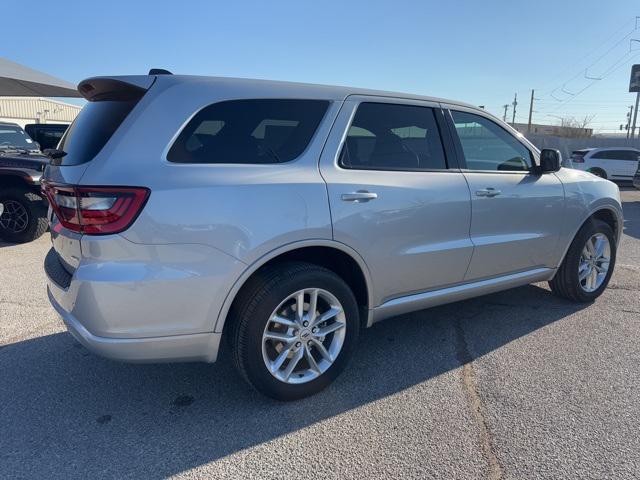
[216,241,373,334]
[588,167,607,179]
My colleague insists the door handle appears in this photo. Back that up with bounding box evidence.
[475,188,501,198]
[341,191,378,202]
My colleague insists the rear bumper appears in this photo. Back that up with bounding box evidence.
[44,235,245,363]
[48,286,222,363]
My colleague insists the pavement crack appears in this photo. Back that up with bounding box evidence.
[454,316,504,480]
[606,285,638,291]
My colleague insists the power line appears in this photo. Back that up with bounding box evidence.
[542,49,640,113]
[536,17,637,93]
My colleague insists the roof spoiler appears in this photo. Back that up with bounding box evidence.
[77,76,156,102]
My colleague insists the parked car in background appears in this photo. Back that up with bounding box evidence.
[24,123,69,152]
[569,147,640,181]
[0,122,49,243]
[43,73,623,400]
[634,160,640,189]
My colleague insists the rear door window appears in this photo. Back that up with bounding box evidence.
[167,99,329,164]
[339,102,447,171]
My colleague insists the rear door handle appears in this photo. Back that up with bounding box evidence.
[475,188,501,198]
[341,191,378,202]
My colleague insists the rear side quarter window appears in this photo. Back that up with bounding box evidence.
[167,99,329,164]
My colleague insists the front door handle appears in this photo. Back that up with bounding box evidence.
[475,188,501,198]
[341,191,378,202]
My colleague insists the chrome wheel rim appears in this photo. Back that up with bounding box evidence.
[578,233,611,292]
[262,288,346,384]
[0,200,28,233]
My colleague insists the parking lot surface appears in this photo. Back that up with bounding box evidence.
[1,188,639,479]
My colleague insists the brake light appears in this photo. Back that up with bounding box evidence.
[41,182,149,235]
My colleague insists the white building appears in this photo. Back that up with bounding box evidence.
[0,96,81,128]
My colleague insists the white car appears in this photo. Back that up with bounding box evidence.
[569,147,640,181]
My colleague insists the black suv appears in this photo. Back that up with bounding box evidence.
[24,123,68,152]
[0,122,49,243]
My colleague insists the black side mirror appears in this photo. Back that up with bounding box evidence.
[539,149,561,173]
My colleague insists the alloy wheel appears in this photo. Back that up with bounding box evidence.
[578,233,611,292]
[0,200,29,233]
[261,288,346,384]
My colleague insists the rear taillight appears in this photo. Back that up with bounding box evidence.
[41,182,149,235]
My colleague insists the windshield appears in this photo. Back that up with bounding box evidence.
[0,125,37,150]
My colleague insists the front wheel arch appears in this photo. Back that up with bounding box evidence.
[554,207,621,274]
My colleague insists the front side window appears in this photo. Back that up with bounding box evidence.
[168,99,329,164]
[451,111,533,172]
[340,102,447,170]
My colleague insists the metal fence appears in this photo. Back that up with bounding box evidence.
[524,134,640,160]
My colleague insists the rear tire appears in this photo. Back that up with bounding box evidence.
[589,168,607,179]
[0,188,48,243]
[229,261,360,400]
[549,219,616,302]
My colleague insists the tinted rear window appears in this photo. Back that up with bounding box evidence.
[56,99,139,165]
[167,99,329,164]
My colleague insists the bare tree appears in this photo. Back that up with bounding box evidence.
[556,115,596,129]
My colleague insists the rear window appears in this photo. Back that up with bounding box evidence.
[56,99,139,166]
[167,99,329,164]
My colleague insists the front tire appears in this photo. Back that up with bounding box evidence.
[549,219,616,302]
[229,262,360,400]
[0,188,48,243]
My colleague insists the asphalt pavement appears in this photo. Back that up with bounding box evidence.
[1,188,639,479]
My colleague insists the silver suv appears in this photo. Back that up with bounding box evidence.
[43,73,623,400]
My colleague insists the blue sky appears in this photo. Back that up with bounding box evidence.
[6,0,640,132]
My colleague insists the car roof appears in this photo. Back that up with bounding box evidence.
[91,74,481,110]
[169,74,478,107]
[0,121,20,127]
[591,147,640,151]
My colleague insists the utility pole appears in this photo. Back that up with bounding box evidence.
[632,91,640,139]
[627,105,634,139]
[502,104,509,122]
[527,89,535,134]
[511,93,518,125]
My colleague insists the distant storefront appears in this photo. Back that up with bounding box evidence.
[0,96,81,128]
[512,122,593,138]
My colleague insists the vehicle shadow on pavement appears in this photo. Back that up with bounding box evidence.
[622,201,640,240]
[0,284,588,479]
